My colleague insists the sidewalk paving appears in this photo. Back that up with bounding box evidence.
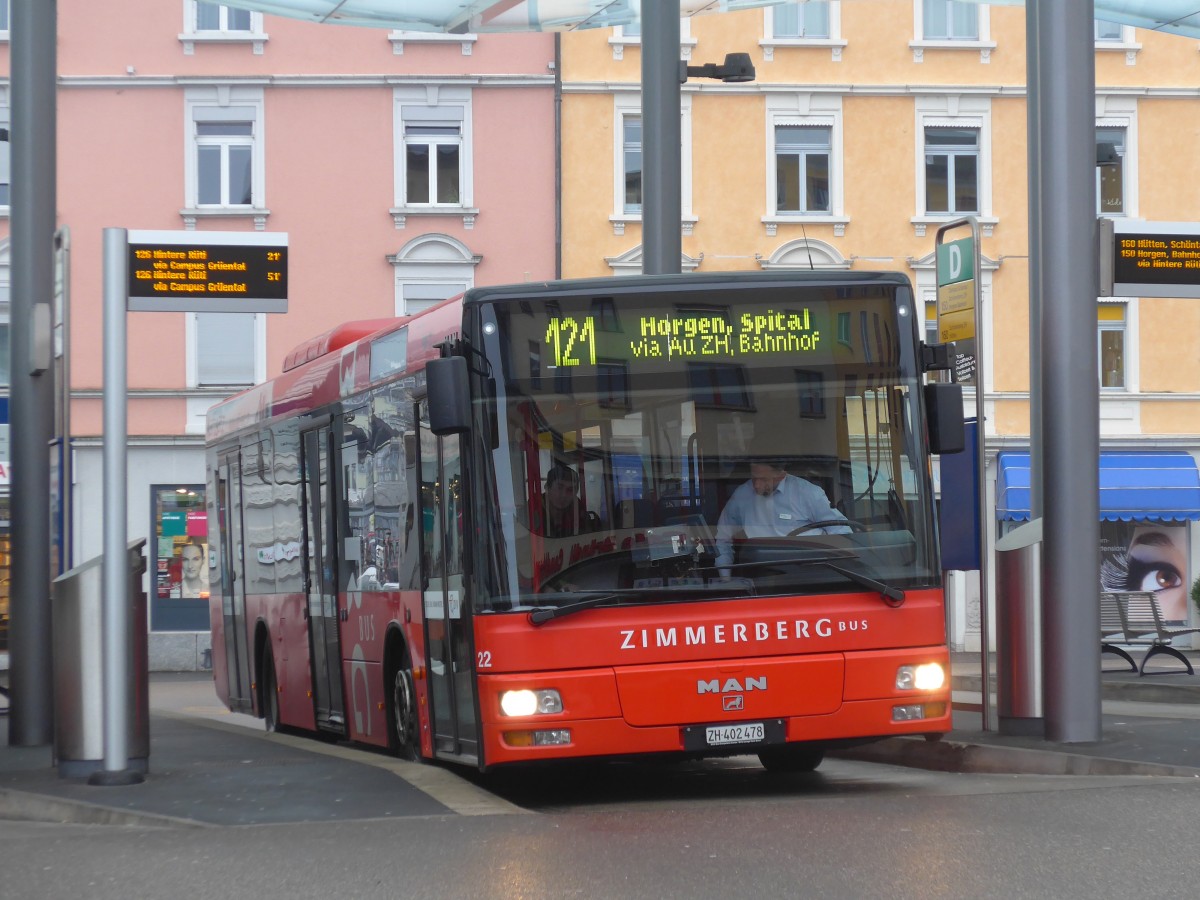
[834,650,1200,777]
[2,653,1200,826]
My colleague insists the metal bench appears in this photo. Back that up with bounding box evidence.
[1100,591,1138,673]
[1101,590,1200,676]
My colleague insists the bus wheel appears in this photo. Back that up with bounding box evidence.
[388,659,420,761]
[262,650,280,733]
[757,745,824,774]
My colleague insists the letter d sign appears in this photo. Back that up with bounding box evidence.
[948,244,962,281]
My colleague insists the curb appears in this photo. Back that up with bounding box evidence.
[0,787,207,828]
[952,675,1200,706]
[830,736,1200,778]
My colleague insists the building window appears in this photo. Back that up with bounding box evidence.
[609,19,696,60]
[0,0,8,37]
[195,2,250,31]
[184,88,265,217]
[611,93,693,232]
[405,120,461,205]
[1099,304,1126,390]
[1097,126,1125,216]
[388,233,479,316]
[763,95,845,232]
[622,115,642,214]
[924,127,979,215]
[196,122,253,206]
[922,0,978,40]
[775,125,831,214]
[398,282,462,317]
[394,87,472,213]
[192,313,258,387]
[1093,19,1141,62]
[772,1,830,39]
[1095,19,1123,42]
[180,1,266,54]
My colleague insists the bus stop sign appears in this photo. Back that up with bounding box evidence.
[936,236,976,344]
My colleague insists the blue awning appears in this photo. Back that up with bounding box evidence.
[996,451,1200,522]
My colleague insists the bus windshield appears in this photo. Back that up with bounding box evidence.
[477,280,938,613]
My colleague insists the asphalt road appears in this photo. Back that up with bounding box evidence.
[4,747,1199,897]
[3,674,1198,898]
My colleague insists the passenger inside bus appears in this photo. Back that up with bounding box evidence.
[531,463,600,538]
[715,441,851,578]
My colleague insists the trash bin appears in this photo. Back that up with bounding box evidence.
[52,539,149,778]
[995,518,1043,736]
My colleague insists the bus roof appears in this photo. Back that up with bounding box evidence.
[206,295,464,445]
[281,318,400,373]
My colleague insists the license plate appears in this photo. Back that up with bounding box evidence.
[704,722,766,747]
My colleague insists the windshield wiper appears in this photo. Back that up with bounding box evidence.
[529,592,622,625]
[812,561,905,608]
[723,554,905,608]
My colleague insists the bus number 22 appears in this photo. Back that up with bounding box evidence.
[477,650,493,668]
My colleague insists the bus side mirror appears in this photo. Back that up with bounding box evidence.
[924,382,964,454]
[427,356,471,436]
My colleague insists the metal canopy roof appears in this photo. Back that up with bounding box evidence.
[209,0,786,32]
[211,0,1200,39]
[997,451,1200,523]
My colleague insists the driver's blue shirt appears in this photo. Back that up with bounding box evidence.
[715,474,849,575]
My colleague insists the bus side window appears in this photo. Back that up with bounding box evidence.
[271,428,304,596]
[340,407,373,592]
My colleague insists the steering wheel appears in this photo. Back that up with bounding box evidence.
[786,519,866,537]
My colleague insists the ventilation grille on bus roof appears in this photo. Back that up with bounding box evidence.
[282,318,402,372]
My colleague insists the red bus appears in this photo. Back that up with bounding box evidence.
[206,272,963,772]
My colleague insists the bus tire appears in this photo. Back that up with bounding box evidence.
[757,745,824,774]
[387,652,421,762]
[262,649,280,734]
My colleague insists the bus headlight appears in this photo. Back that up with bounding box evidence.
[500,689,563,717]
[896,663,945,692]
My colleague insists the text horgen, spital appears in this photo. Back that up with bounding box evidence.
[618,615,870,651]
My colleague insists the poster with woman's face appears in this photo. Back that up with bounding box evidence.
[1101,522,1191,622]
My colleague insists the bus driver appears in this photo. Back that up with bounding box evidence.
[533,463,599,538]
[715,446,850,577]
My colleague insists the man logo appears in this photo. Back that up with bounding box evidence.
[723,695,744,712]
[697,676,767,694]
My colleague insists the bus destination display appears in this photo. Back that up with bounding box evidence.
[1104,219,1200,299]
[545,309,822,368]
[126,230,289,313]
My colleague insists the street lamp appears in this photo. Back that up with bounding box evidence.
[680,52,756,84]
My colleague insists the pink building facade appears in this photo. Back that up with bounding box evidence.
[0,1,558,665]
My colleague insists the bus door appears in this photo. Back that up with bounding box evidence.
[217,450,252,712]
[301,422,346,733]
[418,399,479,762]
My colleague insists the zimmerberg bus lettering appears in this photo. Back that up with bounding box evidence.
[618,617,868,650]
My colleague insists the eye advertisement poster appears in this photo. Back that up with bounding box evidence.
[1100,521,1191,623]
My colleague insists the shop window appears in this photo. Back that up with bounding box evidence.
[150,485,209,632]
[1099,304,1126,390]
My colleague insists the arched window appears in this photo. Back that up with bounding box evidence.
[387,234,480,316]
[758,239,849,270]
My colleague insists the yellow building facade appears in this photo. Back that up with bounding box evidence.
[560,3,1200,646]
